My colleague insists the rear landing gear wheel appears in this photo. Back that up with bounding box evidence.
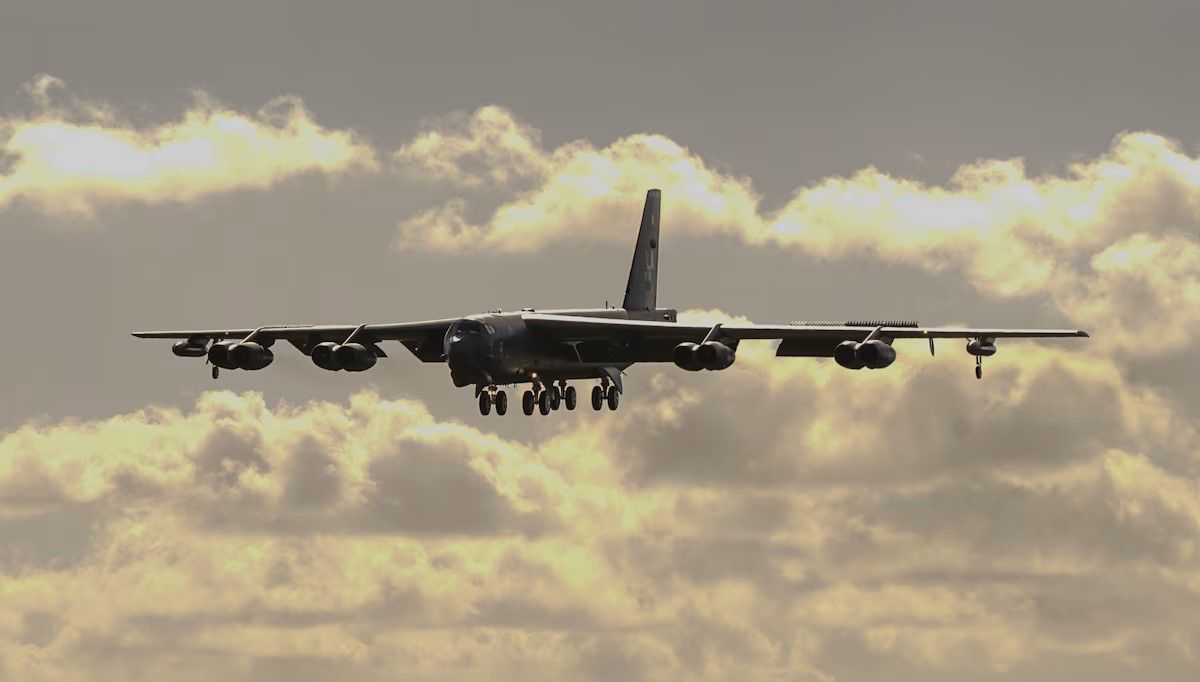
[975,356,983,380]
[591,385,604,411]
[211,366,220,380]
[522,390,535,415]
[495,390,508,415]
[478,392,491,416]
[549,385,562,410]
[564,386,577,410]
[538,390,552,415]
[607,388,620,411]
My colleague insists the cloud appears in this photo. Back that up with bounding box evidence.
[2,329,1199,680]
[394,105,547,188]
[0,75,377,217]
[393,107,1200,357]
[2,102,1198,679]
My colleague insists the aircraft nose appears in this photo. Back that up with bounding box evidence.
[445,335,489,387]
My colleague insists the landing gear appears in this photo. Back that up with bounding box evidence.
[211,365,219,380]
[508,381,580,416]
[591,379,620,411]
[967,337,995,381]
[478,387,508,415]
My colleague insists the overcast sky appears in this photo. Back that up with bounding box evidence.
[1,2,1199,680]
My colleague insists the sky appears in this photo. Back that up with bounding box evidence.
[1,1,1199,680]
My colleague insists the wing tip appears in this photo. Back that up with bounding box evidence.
[1077,330,1091,338]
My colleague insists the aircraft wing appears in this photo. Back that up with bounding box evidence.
[522,313,1088,356]
[132,319,457,359]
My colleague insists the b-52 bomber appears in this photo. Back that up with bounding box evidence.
[134,190,1089,416]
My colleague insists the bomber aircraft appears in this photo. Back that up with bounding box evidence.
[134,190,1089,416]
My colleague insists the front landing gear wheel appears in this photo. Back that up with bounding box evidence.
[975,355,983,380]
[564,386,578,410]
[606,388,620,411]
[495,390,508,415]
[478,392,491,416]
[522,390,536,415]
[538,390,552,415]
[591,385,604,410]
[211,366,220,380]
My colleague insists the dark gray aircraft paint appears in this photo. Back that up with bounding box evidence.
[134,190,1089,416]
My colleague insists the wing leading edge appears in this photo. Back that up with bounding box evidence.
[131,318,458,343]
[522,313,1088,351]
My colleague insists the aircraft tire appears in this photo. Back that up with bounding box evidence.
[564,386,577,410]
[591,385,604,410]
[549,386,561,410]
[606,388,620,411]
[495,391,507,415]
[478,392,491,416]
[211,366,220,380]
[522,390,536,415]
[538,390,551,415]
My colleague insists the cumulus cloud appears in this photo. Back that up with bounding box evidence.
[393,107,1200,356]
[0,75,377,217]
[2,332,1199,680]
[394,105,547,188]
[3,102,1198,679]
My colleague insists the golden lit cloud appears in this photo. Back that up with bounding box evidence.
[393,107,1200,355]
[2,334,1198,680]
[0,75,377,217]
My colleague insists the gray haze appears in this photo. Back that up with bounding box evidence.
[1,0,1195,428]
[1,2,1198,681]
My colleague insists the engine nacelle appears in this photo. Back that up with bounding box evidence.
[311,342,342,371]
[856,339,896,369]
[834,340,896,369]
[334,342,377,372]
[696,341,736,370]
[172,340,207,358]
[673,342,704,371]
[834,340,865,370]
[228,341,274,370]
[207,341,241,369]
[966,339,997,357]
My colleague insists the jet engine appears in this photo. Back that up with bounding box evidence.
[834,340,865,369]
[672,342,704,371]
[228,341,274,370]
[311,342,342,371]
[172,340,207,358]
[856,339,896,369]
[333,343,377,372]
[207,341,241,370]
[673,341,736,371]
[834,339,896,370]
[695,341,736,370]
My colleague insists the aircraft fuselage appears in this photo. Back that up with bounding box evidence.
[443,307,678,387]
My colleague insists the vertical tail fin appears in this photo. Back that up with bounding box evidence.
[622,189,661,311]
